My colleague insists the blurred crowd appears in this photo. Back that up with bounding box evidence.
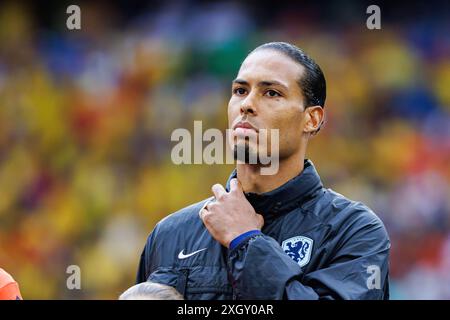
[0,1,449,299]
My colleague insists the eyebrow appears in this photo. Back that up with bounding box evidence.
[232,79,288,91]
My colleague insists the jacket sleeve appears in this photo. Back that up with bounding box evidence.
[227,214,390,300]
[135,246,147,284]
[135,224,160,284]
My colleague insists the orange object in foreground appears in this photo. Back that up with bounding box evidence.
[0,268,22,300]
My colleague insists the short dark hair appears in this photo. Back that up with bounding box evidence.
[119,281,184,300]
[251,42,326,109]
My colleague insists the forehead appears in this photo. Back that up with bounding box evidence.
[236,49,304,88]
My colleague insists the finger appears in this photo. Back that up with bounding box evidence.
[199,207,211,220]
[256,213,264,229]
[229,178,240,192]
[200,199,210,213]
[212,184,227,200]
[199,208,205,219]
[199,199,211,218]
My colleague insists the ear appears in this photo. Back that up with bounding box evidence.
[303,106,324,135]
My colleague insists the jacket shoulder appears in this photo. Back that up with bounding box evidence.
[306,188,389,243]
[153,197,213,235]
[330,190,390,248]
[141,197,213,266]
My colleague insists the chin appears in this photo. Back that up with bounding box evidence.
[233,143,260,164]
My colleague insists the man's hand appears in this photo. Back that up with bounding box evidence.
[200,178,264,248]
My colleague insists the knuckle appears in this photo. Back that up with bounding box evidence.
[202,212,212,223]
[209,203,215,210]
[216,193,225,201]
[231,187,240,195]
[208,202,217,210]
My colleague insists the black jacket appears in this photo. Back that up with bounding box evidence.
[136,159,390,300]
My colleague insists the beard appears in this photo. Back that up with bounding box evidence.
[233,142,259,164]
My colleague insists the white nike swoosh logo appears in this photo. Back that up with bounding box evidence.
[178,248,207,259]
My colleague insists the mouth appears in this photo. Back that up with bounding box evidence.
[232,121,258,132]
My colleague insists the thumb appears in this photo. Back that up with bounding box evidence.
[230,178,244,195]
[255,213,264,229]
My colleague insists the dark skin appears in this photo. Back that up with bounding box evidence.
[200,49,324,247]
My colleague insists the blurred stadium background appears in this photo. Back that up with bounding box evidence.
[0,0,449,299]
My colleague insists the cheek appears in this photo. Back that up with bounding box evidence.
[272,109,303,132]
[274,112,304,144]
[227,100,240,125]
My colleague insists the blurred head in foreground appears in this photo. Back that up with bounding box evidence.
[119,281,183,300]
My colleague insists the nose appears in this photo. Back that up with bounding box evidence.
[240,94,257,116]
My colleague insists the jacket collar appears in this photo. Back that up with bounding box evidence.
[225,159,323,220]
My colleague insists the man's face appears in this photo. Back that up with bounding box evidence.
[228,49,307,162]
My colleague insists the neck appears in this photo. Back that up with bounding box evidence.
[236,152,305,194]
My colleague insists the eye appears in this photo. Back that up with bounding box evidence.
[233,87,247,95]
[265,89,281,97]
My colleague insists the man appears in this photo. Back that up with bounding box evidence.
[136,42,390,300]
[0,268,23,300]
